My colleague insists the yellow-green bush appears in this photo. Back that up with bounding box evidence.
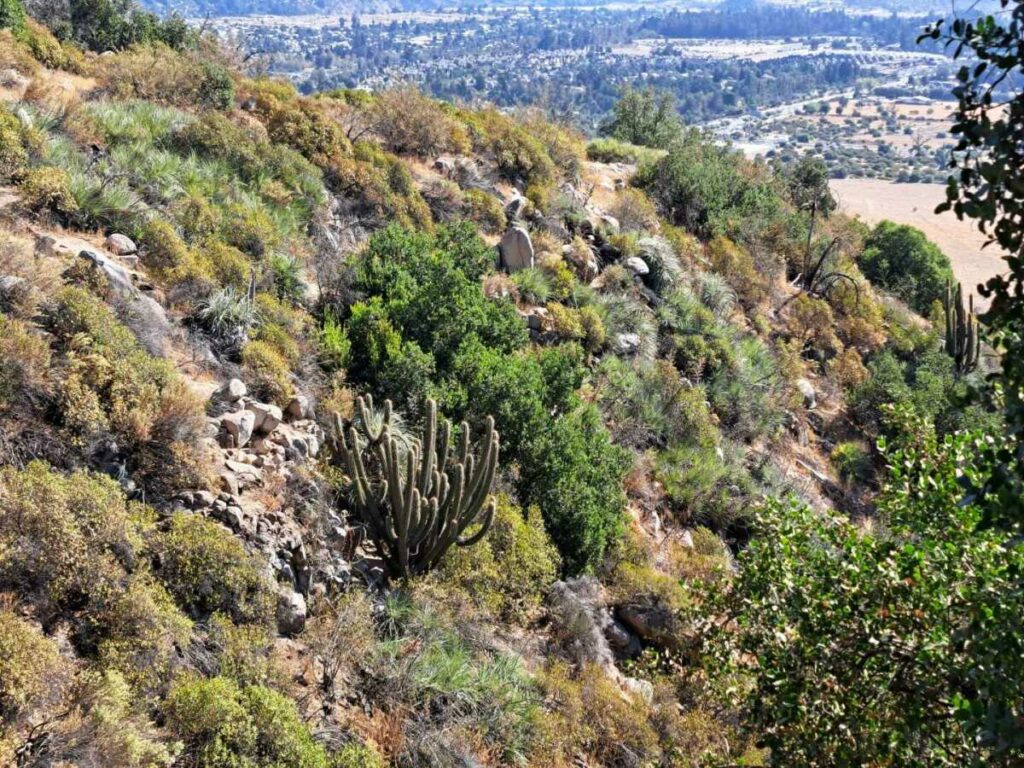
[466,108,556,187]
[535,662,661,766]
[0,462,145,612]
[431,496,560,623]
[0,314,51,410]
[0,104,29,179]
[19,165,78,216]
[94,573,194,700]
[165,675,330,768]
[707,236,766,310]
[19,19,85,72]
[463,188,507,234]
[156,513,274,625]
[240,339,294,404]
[0,610,65,731]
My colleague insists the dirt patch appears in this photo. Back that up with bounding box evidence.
[831,178,1008,309]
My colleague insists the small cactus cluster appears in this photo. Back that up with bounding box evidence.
[331,395,499,579]
[944,280,980,377]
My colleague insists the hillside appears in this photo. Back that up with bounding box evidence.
[1,3,1022,768]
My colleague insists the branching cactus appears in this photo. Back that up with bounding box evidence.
[944,280,980,377]
[330,395,499,579]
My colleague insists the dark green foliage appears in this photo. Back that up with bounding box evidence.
[859,221,953,313]
[922,2,1024,522]
[944,279,980,376]
[707,413,1024,765]
[62,0,193,52]
[783,154,836,215]
[518,405,631,575]
[0,0,25,33]
[635,133,784,240]
[600,86,684,149]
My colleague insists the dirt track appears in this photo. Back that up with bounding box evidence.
[831,179,1008,309]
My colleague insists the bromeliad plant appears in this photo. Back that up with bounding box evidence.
[331,395,499,579]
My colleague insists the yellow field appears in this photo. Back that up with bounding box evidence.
[831,178,1007,309]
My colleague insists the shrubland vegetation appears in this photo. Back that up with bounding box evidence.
[0,0,1021,765]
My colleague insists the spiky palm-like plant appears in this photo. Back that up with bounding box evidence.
[331,396,499,579]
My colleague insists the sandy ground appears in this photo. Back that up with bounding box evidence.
[831,178,1008,309]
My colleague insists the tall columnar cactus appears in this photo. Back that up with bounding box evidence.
[944,280,980,377]
[331,395,499,579]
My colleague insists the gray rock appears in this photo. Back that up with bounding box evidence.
[276,589,307,636]
[215,378,247,403]
[286,395,310,421]
[599,214,620,233]
[796,378,817,410]
[614,333,642,356]
[505,195,528,221]
[624,256,650,276]
[104,233,137,255]
[434,157,454,175]
[246,401,283,434]
[219,472,239,496]
[498,226,535,272]
[221,410,256,448]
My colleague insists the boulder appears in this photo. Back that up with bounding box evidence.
[617,604,682,651]
[498,226,535,272]
[624,256,650,276]
[214,378,247,403]
[219,471,240,496]
[221,410,256,448]
[246,401,283,434]
[796,378,817,410]
[286,394,310,421]
[433,157,454,176]
[276,589,307,636]
[505,195,528,221]
[104,233,137,255]
[599,214,620,233]
[613,333,642,356]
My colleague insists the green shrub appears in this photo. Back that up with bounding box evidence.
[156,513,273,625]
[318,310,350,373]
[512,267,553,305]
[333,742,385,768]
[0,461,144,613]
[519,405,630,574]
[859,220,953,313]
[166,676,329,768]
[586,137,664,165]
[831,441,873,484]
[0,104,28,179]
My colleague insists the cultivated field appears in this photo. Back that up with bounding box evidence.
[831,178,1007,308]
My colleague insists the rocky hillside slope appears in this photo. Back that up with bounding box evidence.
[0,8,1004,767]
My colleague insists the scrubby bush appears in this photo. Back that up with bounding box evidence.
[0,611,64,732]
[372,86,469,157]
[463,187,507,233]
[432,495,560,623]
[240,339,294,404]
[156,514,274,625]
[19,165,78,216]
[166,675,329,768]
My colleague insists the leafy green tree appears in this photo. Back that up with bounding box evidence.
[859,221,954,313]
[708,410,1024,766]
[784,154,836,216]
[922,1,1024,521]
[600,86,684,150]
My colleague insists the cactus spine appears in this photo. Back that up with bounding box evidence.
[331,395,499,579]
[944,280,980,377]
